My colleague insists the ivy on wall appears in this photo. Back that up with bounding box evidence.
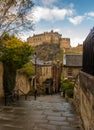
[3,62,16,93]
[0,34,34,94]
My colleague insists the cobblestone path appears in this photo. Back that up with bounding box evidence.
[0,94,83,130]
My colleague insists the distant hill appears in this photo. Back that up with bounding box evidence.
[35,43,63,61]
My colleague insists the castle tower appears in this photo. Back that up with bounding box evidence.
[60,38,71,50]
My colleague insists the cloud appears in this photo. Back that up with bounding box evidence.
[53,28,61,33]
[71,37,83,47]
[40,0,58,6]
[68,16,84,25]
[31,6,74,22]
[85,12,94,17]
[68,11,94,26]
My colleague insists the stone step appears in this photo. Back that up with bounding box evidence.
[0,95,83,130]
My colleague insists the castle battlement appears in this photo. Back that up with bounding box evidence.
[27,30,71,49]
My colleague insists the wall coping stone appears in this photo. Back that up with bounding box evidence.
[79,71,94,96]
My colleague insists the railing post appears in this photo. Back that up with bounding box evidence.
[17,89,19,100]
[25,94,27,100]
[4,93,7,106]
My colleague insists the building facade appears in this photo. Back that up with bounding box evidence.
[52,61,62,93]
[63,54,82,80]
[27,30,71,50]
[31,59,53,94]
[31,59,62,94]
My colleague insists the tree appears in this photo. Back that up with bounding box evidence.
[0,0,34,37]
[18,62,35,78]
[1,35,34,93]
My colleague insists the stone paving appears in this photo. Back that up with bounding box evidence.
[0,94,83,130]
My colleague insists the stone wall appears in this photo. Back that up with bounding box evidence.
[0,63,31,97]
[74,71,94,130]
[0,62,4,97]
[66,44,83,54]
[15,72,31,95]
[63,66,81,80]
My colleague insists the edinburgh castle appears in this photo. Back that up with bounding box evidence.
[27,30,71,50]
[27,30,83,54]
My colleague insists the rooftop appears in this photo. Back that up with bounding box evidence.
[63,54,82,67]
[31,59,52,66]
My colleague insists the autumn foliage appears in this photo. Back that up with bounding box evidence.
[0,34,34,93]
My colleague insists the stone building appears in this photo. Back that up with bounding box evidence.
[65,44,83,54]
[52,61,62,93]
[63,54,82,80]
[37,62,52,86]
[27,30,71,50]
[60,38,71,50]
[31,59,62,94]
[31,59,53,94]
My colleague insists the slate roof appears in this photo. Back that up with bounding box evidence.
[64,54,82,67]
[31,59,52,66]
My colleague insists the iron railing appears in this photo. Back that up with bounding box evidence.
[4,89,28,106]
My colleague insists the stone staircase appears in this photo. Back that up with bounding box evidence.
[0,94,84,130]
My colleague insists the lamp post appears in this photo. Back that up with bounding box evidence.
[56,60,60,92]
[34,52,37,90]
[34,52,37,100]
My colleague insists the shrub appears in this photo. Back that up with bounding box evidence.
[61,79,74,98]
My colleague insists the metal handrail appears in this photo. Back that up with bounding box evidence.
[4,89,28,106]
[16,89,27,100]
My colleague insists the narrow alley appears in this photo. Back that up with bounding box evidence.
[0,95,83,130]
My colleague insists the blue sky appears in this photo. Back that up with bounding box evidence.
[21,0,94,47]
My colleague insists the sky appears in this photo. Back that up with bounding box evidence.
[20,0,94,47]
